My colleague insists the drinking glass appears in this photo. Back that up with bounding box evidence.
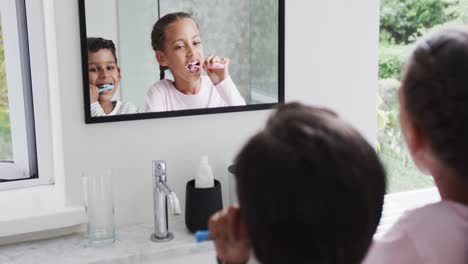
[82,169,115,246]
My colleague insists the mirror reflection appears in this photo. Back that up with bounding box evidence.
[82,0,281,120]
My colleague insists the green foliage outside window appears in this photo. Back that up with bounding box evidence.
[0,21,13,161]
[380,0,460,44]
[377,0,466,192]
[378,44,408,80]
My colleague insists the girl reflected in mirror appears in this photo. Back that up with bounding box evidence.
[87,37,138,116]
[145,12,246,112]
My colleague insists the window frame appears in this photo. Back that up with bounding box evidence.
[0,0,53,190]
[0,0,86,241]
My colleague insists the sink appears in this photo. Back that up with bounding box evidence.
[0,216,218,264]
[141,245,216,264]
[89,216,218,264]
[91,242,217,264]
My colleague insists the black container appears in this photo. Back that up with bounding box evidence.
[185,179,223,233]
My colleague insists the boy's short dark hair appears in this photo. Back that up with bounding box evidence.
[87,37,118,64]
[234,102,386,264]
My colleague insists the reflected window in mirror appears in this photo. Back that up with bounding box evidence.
[78,0,284,123]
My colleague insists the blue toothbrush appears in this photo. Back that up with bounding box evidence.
[195,231,223,264]
[98,84,114,93]
[194,230,211,243]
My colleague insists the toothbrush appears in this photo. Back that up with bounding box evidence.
[194,230,211,243]
[195,231,226,264]
[207,63,225,70]
[98,84,114,94]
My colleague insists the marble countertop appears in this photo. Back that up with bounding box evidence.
[0,216,216,264]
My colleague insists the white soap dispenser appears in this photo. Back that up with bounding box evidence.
[195,155,214,188]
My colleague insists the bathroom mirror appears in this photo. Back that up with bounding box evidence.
[78,0,284,123]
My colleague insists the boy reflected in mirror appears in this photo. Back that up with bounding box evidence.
[87,37,138,116]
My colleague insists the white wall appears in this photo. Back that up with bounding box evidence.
[52,0,379,226]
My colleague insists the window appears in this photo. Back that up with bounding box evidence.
[0,18,12,161]
[0,1,85,240]
[377,0,466,193]
[0,0,37,185]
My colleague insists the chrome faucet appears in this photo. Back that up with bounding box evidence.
[151,160,181,242]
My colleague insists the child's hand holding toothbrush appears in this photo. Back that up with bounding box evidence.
[89,84,99,103]
[207,205,250,264]
[204,55,229,85]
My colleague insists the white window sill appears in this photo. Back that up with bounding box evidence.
[0,185,440,245]
[376,187,441,237]
[0,185,86,239]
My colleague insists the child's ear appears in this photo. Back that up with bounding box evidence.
[156,51,169,67]
[404,119,432,175]
[117,67,122,81]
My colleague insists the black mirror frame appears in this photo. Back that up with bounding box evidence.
[78,0,285,124]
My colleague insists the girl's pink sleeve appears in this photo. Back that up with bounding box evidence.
[215,76,246,106]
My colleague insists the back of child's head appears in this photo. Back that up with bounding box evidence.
[151,12,194,80]
[401,27,468,181]
[233,102,386,264]
[87,37,118,64]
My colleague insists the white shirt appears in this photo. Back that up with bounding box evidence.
[90,100,138,117]
[145,76,246,112]
[363,200,468,264]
